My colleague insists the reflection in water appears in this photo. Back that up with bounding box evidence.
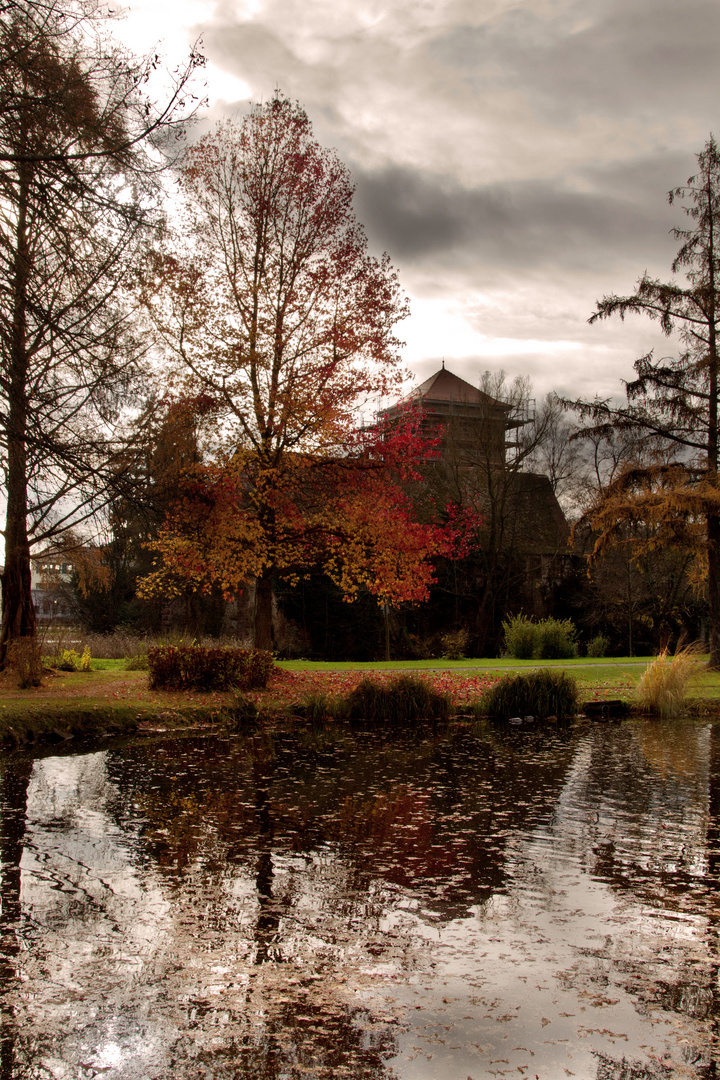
[0,720,719,1078]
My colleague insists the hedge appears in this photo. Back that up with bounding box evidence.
[147,646,274,691]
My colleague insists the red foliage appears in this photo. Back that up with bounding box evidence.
[138,96,483,631]
[247,667,502,711]
[140,406,482,607]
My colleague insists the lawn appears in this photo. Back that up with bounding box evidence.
[276,656,653,670]
[1,654,719,747]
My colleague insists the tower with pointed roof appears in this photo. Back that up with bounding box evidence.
[380,364,569,566]
[381,365,524,468]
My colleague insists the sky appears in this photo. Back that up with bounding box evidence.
[112,0,720,404]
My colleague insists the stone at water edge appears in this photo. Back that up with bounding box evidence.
[582,699,628,718]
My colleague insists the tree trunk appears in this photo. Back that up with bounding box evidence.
[704,173,719,669]
[0,756,34,1075]
[254,573,273,651]
[708,513,720,668]
[0,486,35,668]
[0,160,34,667]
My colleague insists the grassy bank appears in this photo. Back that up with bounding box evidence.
[1,657,719,748]
[0,668,252,747]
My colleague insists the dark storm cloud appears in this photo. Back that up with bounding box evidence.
[352,148,691,278]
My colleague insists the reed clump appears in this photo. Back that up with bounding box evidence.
[344,674,450,724]
[296,675,450,724]
[635,644,702,719]
[477,668,579,722]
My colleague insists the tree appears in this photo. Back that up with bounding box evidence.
[140,96,470,649]
[573,136,720,665]
[66,396,219,634]
[0,0,202,662]
[139,405,470,650]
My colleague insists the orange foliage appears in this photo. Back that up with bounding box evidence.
[138,96,480,628]
[139,411,480,606]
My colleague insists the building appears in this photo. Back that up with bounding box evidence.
[384,363,525,468]
[381,365,570,626]
[30,552,74,620]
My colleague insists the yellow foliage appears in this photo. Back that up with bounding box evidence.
[578,462,717,593]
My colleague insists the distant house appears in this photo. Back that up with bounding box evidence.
[381,365,570,603]
[30,553,74,620]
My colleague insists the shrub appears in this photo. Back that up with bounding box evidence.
[536,618,577,660]
[342,674,450,724]
[8,637,44,689]
[405,632,437,660]
[477,668,579,722]
[502,614,538,659]
[125,652,149,671]
[586,633,609,658]
[635,644,701,719]
[502,614,578,660]
[56,648,82,671]
[441,628,469,660]
[147,645,274,691]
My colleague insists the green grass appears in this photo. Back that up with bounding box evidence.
[276,656,660,671]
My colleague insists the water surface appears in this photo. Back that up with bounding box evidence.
[1,719,719,1078]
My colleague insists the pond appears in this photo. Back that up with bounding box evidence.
[1,718,719,1079]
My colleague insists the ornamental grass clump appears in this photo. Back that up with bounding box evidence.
[586,633,609,658]
[536,618,578,660]
[295,692,341,721]
[502,614,577,660]
[635,644,701,719]
[341,674,450,724]
[502,614,537,659]
[477,668,579,722]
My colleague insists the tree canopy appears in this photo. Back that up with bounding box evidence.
[574,136,720,664]
[140,96,475,648]
[0,0,202,660]
[139,97,479,643]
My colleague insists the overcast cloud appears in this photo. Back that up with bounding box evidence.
[120,0,720,401]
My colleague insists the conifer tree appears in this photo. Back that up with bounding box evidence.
[575,137,720,665]
[0,0,201,661]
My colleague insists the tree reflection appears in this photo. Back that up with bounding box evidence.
[0,754,33,1080]
[250,742,281,966]
[580,722,720,1075]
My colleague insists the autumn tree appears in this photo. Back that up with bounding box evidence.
[141,95,470,649]
[67,397,220,634]
[573,136,720,665]
[0,0,202,662]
